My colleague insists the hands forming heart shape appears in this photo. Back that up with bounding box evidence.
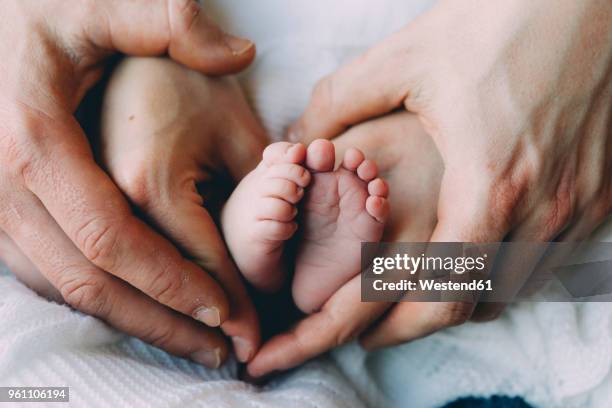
[0,0,609,377]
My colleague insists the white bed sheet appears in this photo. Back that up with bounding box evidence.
[2,1,611,407]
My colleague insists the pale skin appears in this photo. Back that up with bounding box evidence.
[0,49,493,380]
[247,112,442,377]
[0,0,609,378]
[222,139,390,313]
[247,0,611,377]
[0,0,262,367]
[4,56,393,365]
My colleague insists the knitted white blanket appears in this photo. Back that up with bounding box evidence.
[1,1,611,407]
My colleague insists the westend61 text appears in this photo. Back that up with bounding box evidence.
[372,279,493,292]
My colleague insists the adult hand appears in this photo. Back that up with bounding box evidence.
[0,0,256,367]
[290,0,611,349]
[100,57,267,363]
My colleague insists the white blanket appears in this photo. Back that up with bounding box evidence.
[2,1,611,407]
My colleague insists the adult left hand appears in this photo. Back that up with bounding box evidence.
[3,57,269,364]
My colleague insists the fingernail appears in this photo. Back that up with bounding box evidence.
[191,348,222,369]
[297,187,304,196]
[224,35,254,56]
[232,337,253,363]
[194,306,221,327]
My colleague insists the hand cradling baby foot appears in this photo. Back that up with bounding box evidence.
[223,139,390,313]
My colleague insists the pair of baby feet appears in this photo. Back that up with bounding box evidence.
[222,139,390,313]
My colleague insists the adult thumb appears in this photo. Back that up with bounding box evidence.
[289,25,422,144]
[74,0,255,75]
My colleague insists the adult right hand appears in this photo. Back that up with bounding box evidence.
[290,0,611,347]
[0,0,255,368]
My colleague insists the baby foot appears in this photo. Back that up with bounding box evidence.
[222,142,311,292]
[331,111,443,243]
[293,140,390,313]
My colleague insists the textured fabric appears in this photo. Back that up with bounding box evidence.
[2,1,611,407]
[0,271,366,407]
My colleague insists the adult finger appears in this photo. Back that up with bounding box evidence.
[58,0,255,75]
[289,27,422,144]
[361,174,509,349]
[0,190,228,368]
[18,114,230,328]
[136,193,261,364]
[0,228,62,302]
[247,275,390,378]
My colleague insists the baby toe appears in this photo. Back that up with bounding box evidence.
[258,198,298,222]
[305,139,335,172]
[366,196,390,223]
[264,178,304,204]
[342,147,365,171]
[368,178,389,198]
[357,159,378,182]
[267,164,311,188]
[263,142,306,165]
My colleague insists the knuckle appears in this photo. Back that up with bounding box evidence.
[0,133,30,181]
[551,168,576,224]
[543,195,575,238]
[59,272,109,316]
[487,175,526,233]
[148,261,186,304]
[0,110,45,183]
[144,325,178,350]
[75,215,124,269]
